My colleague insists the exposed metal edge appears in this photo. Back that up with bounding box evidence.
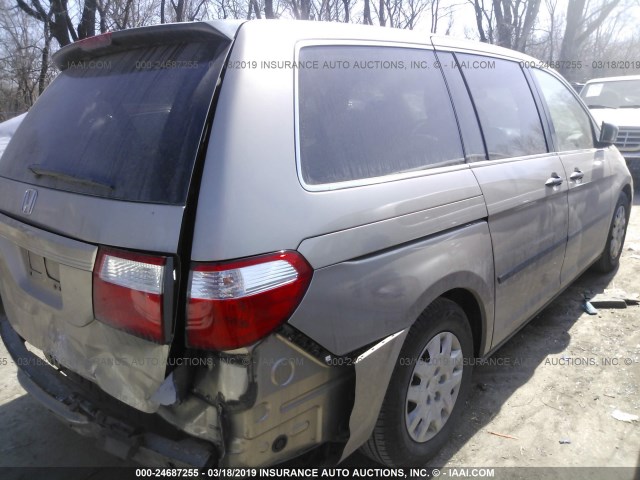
[339,329,408,462]
[1,318,217,468]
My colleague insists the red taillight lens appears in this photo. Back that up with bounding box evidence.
[186,251,313,351]
[93,248,168,343]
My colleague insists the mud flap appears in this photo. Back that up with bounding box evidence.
[339,329,408,461]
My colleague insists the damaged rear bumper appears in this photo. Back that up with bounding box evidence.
[0,315,357,468]
[2,309,407,467]
[0,318,217,468]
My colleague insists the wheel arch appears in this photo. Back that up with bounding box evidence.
[356,293,480,466]
[621,184,632,207]
[407,272,493,358]
[441,288,484,358]
[338,252,495,461]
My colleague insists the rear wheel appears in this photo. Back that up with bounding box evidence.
[361,298,473,466]
[593,191,630,273]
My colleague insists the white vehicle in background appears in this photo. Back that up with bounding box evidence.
[0,113,26,160]
[580,75,640,178]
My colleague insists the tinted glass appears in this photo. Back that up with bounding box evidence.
[0,41,227,204]
[458,55,547,159]
[532,69,594,151]
[580,78,640,109]
[437,52,487,161]
[298,46,464,185]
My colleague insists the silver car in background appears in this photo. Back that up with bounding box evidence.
[0,20,633,468]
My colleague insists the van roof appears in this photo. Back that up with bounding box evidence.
[54,19,541,69]
[235,19,540,63]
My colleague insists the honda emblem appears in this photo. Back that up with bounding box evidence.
[21,189,38,215]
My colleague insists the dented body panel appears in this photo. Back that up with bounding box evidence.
[0,212,169,412]
[291,222,494,356]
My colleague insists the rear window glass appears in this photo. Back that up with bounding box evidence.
[0,41,227,204]
[298,46,464,185]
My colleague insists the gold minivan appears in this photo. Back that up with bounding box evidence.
[0,19,632,468]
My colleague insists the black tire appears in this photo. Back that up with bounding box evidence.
[592,191,631,273]
[360,298,473,467]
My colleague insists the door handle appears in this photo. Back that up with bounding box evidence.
[545,173,564,187]
[570,169,584,181]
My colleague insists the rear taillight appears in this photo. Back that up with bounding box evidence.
[93,248,168,343]
[186,251,312,351]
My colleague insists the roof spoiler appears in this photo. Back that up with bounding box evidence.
[54,20,243,70]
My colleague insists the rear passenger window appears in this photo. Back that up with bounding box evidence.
[298,46,464,185]
[457,54,547,159]
[531,69,594,151]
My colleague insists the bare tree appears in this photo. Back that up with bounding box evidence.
[471,0,540,50]
[369,0,434,29]
[401,0,430,29]
[469,0,494,43]
[542,0,560,62]
[431,0,462,33]
[211,0,243,18]
[558,0,622,79]
[265,0,275,17]
[97,0,137,30]
[286,0,311,19]
[0,0,52,118]
[15,0,118,46]
[577,5,639,79]
[363,0,373,23]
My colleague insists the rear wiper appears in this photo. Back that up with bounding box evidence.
[587,104,613,109]
[28,164,114,191]
[619,105,640,108]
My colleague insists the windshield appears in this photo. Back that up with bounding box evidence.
[580,78,640,109]
[0,40,227,205]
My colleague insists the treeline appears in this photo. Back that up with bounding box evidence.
[1,0,639,120]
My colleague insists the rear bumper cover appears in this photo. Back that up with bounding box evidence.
[0,318,217,468]
[1,309,405,468]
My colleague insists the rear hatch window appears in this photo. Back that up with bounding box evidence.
[0,40,226,205]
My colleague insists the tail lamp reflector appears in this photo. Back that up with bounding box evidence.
[93,248,167,343]
[186,251,312,351]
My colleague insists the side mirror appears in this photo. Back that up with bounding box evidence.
[598,122,619,146]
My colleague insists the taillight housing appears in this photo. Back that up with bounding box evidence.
[93,247,169,343]
[186,251,313,351]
